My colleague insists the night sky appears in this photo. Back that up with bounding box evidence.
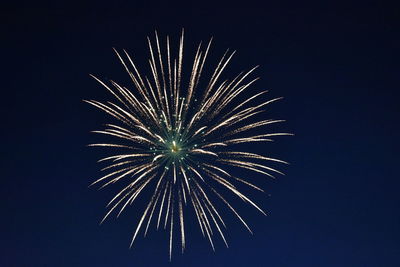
[2,1,399,266]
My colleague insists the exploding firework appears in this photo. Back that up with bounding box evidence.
[86,30,290,259]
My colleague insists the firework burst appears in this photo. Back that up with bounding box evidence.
[86,30,291,259]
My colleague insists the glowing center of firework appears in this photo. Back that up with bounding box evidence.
[171,140,180,153]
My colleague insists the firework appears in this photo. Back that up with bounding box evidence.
[86,30,290,259]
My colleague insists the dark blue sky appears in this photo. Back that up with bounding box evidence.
[2,1,399,266]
